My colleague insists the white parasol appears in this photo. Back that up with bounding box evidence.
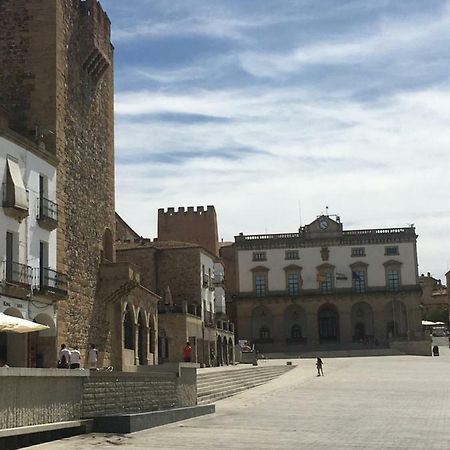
[0,313,50,334]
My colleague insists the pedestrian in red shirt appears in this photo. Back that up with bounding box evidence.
[183,342,193,362]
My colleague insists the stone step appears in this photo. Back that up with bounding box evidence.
[198,371,291,398]
[197,366,295,404]
[197,367,292,391]
[197,366,289,383]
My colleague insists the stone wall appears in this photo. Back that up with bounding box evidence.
[0,1,116,362]
[158,206,219,257]
[82,372,178,418]
[0,368,87,430]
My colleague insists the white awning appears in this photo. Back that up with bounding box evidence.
[0,313,49,334]
[6,158,28,210]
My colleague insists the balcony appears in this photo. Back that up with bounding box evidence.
[37,197,58,231]
[2,183,28,221]
[38,268,68,296]
[3,261,33,287]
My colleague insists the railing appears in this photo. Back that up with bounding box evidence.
[38,267,68,295]
[235,227,415,242]
[3,260,33,286]
[38,197,58,222]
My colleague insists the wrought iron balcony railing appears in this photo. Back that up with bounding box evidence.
[37,197,58,230]
[38,267,68,296]
[3,260,33,287]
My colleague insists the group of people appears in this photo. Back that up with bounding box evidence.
[58,343,98,370]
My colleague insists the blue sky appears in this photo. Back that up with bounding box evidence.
[104,0,450,279]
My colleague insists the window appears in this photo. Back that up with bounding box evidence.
[39,241,49,289]
[387,269,400,291]
[259,326,271,339]
[253,252,267,261]
[287,273,300,295]
[352,270,366,293]
[291,325,302,339]
[320,272,333,294]
[285,250,299,260]
[385,246,399,256]
[255,274,267,297]
[351,247,365,257]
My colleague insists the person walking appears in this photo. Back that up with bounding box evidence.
[316,357,324,376]
[70,345,81,369]
[58,344,70,369]
[88,343,98,370]
[183,341,193,363]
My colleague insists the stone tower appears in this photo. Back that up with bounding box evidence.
[0,1,116,356]
[157,206,219,257]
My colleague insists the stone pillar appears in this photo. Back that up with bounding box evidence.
[134,323,139,365]
[373,305,386,346]
[339,306,352,345]
[151,327,158,364]
[306,311,319,347]
[145,325,150,365]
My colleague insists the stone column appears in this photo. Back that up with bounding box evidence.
[305,301,319,347]
[134,323,139,365]
[339,303,352,345]
[373,304,386,346]
[152,327,158,364]
[145,325,150,365]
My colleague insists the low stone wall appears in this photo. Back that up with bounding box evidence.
[0,368,87,430]
[82,372,178,418]
[390,339,432,356]
[0,365,198,431]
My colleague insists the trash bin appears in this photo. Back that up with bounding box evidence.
[433,345,439,356]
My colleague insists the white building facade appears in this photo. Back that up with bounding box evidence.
[0,122,66,367]
[230,215,428,355]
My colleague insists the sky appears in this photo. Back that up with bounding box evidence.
[103,0,450,280]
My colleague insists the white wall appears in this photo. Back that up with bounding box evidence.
[0,135,57,285]
[238,241,418,292]
[200,251,215,316]
[214,262,226,314]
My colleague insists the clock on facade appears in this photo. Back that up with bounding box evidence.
[319,220,329,230]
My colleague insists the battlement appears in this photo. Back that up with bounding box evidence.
[80,0,111,34]
[158,205,216,217]
[157,206,219,256]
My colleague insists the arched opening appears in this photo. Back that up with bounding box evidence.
[385,300,408,338]
[31,314,56,368]
[103,228,114,262]
[217,335,223,366]
[318,304,339,342]
[259,326,271,340]
[222,336,228,365]
[123,305,134,351]
[251,306,273,343]
[1,308,27,367]
[284,304,307,344]
[351,302,374,344]
[228,338,234,364]
[149,314,157,364]
[137,310,147,365]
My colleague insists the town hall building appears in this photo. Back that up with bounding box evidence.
[224,214,429,355]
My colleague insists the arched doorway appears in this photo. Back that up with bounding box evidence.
[31,313,56,368]
[2,308,28,367]
[228,338,234,364]
[284,304,307,343]
[222,337,228,365]
[137,310,147,365]
[217,335,223,365]
[351,302,374,344]
[318,304,339,342]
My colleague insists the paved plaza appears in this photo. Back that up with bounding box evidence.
[32,351,450,450]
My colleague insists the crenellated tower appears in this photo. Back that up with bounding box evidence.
[158,206,219,257]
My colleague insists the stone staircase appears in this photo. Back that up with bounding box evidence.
[197,365,295,405]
